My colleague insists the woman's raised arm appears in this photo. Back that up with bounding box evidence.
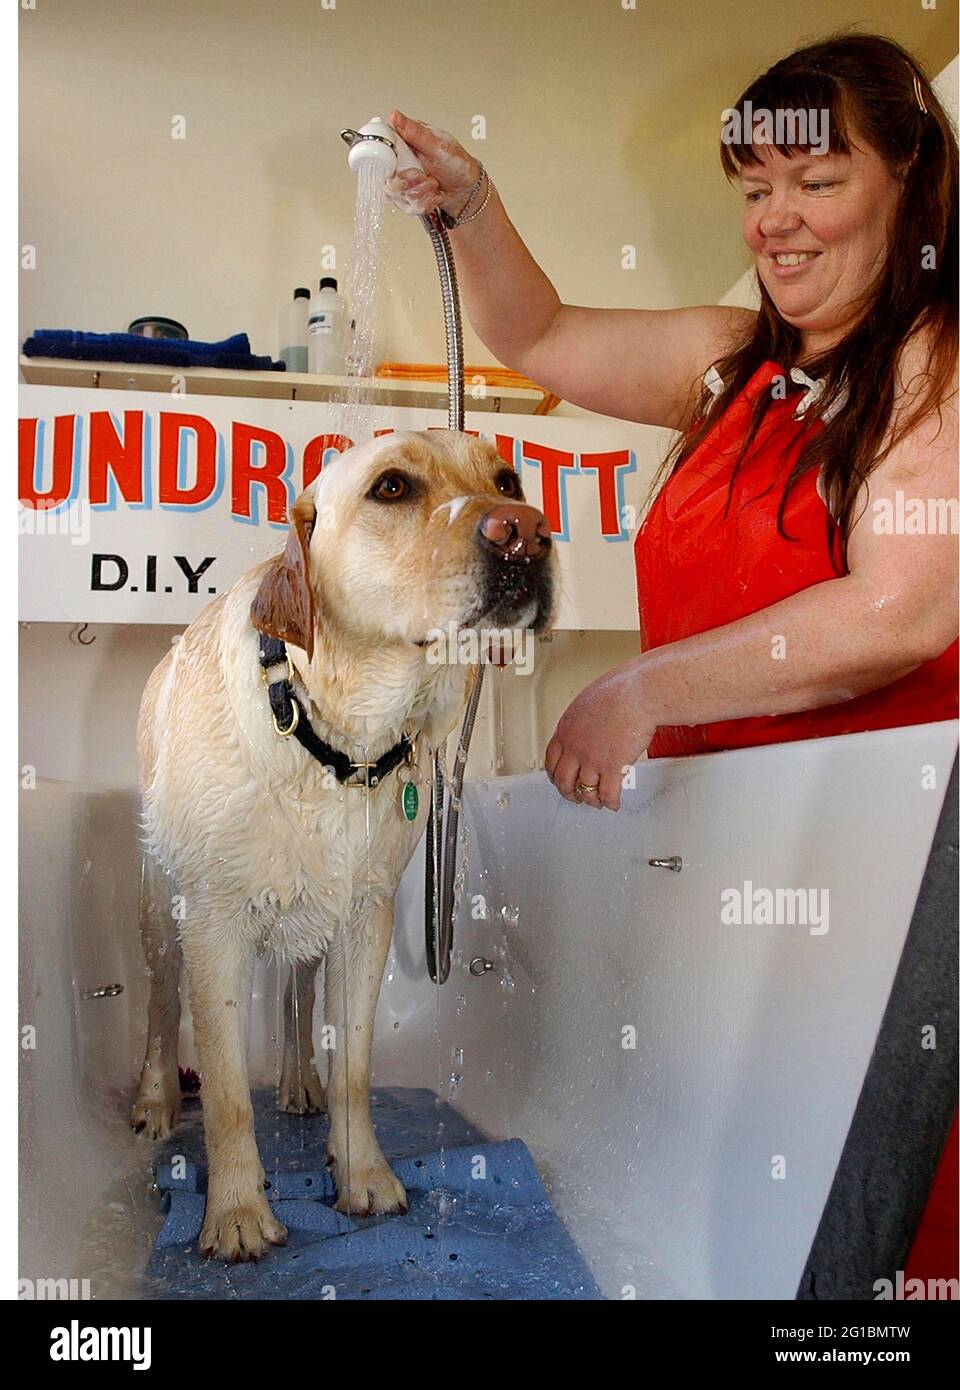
[388,111,754,430]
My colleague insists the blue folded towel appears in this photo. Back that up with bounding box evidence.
[144,1087,603,1301]
[22,328,285,372]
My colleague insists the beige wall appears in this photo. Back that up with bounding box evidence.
[19,0,956,376]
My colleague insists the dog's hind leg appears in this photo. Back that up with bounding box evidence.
[183,922,287,1262]
[325,900,407,1216]
[130,854,182,1140]
[277,958,326,1115]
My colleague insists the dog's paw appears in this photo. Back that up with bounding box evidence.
[276,1066,326,1116]
[130,1091,180,1140]
[198,1195,287,1262]
[331,1155,408,1217]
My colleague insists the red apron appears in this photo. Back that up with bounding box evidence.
[634,358,958,1285]
[634,359,958,759]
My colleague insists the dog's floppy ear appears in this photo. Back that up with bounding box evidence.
[250,489,317,661]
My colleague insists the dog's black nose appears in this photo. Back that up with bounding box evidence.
[478,504,552,560]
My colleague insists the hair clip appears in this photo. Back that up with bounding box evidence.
[913,70,928,115]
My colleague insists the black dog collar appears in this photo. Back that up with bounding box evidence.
[257,632,413,787]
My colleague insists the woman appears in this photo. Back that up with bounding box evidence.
[388,31,957,1290]
[386,32,957,813]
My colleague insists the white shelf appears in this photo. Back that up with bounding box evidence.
[18,356,545,414]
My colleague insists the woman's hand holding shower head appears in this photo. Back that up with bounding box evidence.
[385,111,482,216]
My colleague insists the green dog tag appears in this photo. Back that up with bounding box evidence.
[401,781,420,821]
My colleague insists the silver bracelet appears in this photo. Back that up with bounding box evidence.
[452,169,492,226]
[439,163,491,229]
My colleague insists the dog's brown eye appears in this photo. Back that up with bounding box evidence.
[495,469,523,500]
[369,471,411,502]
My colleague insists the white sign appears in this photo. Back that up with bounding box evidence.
[19,385,660,629]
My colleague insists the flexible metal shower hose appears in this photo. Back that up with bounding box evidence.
[420,210,485,984]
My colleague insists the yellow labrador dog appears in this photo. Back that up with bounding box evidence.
[130,429,554,1261]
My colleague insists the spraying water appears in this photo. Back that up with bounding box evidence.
[328,159,391,446]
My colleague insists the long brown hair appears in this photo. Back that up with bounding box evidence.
[658,32,958,570]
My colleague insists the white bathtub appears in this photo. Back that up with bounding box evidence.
[19,720,957,1299]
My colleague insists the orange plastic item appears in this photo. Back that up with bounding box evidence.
[375,361,562,415]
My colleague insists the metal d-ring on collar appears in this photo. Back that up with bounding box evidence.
[257,631,413,787]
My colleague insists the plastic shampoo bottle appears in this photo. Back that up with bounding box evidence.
[278,287,309,373]
[307,276,341,374]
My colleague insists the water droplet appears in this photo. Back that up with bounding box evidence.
[427,1189,457,1220]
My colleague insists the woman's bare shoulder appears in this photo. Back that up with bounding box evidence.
[893,315,958,409]
[876,316,958,486]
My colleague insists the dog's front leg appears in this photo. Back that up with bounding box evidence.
[182,926,288,1261]
[324,899,407,1216]
[277,958,326,1115]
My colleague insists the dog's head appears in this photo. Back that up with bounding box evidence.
[250,430,555,662]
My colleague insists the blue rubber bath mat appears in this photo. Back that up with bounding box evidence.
[144,1087,603,1300]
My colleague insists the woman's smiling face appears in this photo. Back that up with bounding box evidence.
[739,131,905,353]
